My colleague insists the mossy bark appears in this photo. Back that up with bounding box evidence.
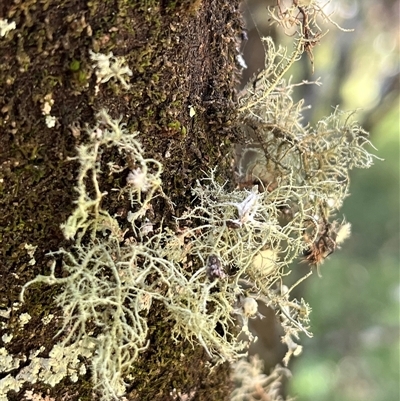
[0,1,244,400]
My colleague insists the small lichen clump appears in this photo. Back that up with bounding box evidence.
[231,356,291,401]
[0,19,16,38]
[89,51,133,90]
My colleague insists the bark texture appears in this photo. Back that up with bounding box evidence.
[0,1,244,399]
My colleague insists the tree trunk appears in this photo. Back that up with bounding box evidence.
[0,1,244,400]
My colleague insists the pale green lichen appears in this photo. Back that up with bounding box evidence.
[0,375,22,401]
[0,347,21,372]
[89,51,133,90]
[0,19,16,38]
[0,348,23,401]
[13,5,378,399]
[24,243,38,266]
[1,334,13,344]
[15,342,93,388]
[60,109,161,243]
[17,90,376,399]
[231,356,291,401]
[20,111,250,399]
[18,313,32,327]
[41,314,54,326]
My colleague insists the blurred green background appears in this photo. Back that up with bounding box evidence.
[290,105,399,401]
[289,1,400,400]
[242,0,399,400]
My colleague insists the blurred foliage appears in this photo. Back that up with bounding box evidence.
[241,0,399,400]
[285,1,399,400]
[290,100,399,401]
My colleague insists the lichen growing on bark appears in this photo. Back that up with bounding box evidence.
[0,1,377,400]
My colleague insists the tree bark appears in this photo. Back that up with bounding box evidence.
[0,1,244,400]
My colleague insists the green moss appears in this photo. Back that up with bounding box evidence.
[69,59,81,72]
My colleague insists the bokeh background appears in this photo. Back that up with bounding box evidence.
[240,1,399,400]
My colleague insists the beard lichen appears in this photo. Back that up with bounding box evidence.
[17,5,378,401]
[18,96,375,400]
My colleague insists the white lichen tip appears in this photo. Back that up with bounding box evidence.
[0,19,16,37]
[231,357,291,401]
[45,115,57,128]
[0,375,22,401]
[242,297,258,318]
[336,222,351,245]
[126,168,150,192]
[227,187,261,227]
[0,347,21,372]
[18,313,31,327]
[1,334,13,344]
[89,50,132,89]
